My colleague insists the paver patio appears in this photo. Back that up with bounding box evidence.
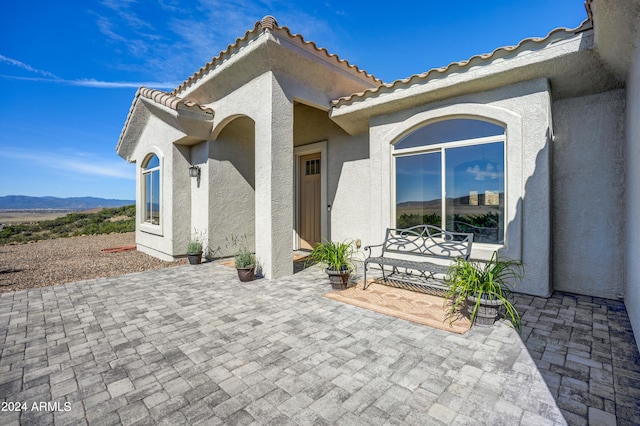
[1,262,639,425]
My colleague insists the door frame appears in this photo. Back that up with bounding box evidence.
[294,141,328,250]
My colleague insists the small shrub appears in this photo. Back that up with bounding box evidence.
[234,249,256,268]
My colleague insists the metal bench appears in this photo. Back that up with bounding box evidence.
[363,225,473,294]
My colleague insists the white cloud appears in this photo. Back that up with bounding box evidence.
[0,54,60,78]
[0,74,178,90]
[466,163,500,181]
[0,148,135,180]
[88,0,338,82]
[0,53,178,89]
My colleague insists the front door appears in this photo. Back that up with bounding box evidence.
[299,153,321,250]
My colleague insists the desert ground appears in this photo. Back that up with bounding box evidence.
[0,232,187,293]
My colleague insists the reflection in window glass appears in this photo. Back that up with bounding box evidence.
[395,152,441,228]
[445,143,504,244]
[144,155,160,169]
[142,154,160,225]
[395,119,504,150]
[394,119,505,244]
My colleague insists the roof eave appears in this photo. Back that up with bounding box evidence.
[116,88,214,161]
[330,26,598,135]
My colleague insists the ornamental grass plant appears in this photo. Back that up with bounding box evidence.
[306,239,357,272]
[445,251,523,330]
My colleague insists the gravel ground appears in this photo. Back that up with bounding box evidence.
[0,232,187,294]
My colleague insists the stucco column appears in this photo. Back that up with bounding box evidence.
[254,74,294,279]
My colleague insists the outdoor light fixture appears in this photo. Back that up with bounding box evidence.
[189,165,201,178]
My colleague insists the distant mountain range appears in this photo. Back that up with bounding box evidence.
[0,195,135,210]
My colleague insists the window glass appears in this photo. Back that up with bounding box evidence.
[395,119,504,150]
[144,154,160,169]
[445,143,504,244]
[395,152,441,228]
[142,154,160,225]
[306,159,320,175]
[394,119,505,244]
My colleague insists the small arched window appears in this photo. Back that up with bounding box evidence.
[394,119,505,244]
[142,154,161,225]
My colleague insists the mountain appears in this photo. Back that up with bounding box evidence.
[0,195,135,210]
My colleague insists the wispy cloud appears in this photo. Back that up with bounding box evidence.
[0,53,178,89]
[0,74,178,90]
[0,54,60,79]
[89,0,339,82]
[0,148,135,180]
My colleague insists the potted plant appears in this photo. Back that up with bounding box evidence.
[234,249,256,282]
[187,230,206,265]
[187,239,203,265]
[445,252,523,330]
[307,239,357,290]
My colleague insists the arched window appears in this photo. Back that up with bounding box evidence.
[142,154,161,225]
[394,119,505,244]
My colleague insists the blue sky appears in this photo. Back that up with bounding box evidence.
[0,0,587,200]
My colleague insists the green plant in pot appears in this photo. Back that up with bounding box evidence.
[187,232,205,265]
[307,239,357,290]
[234,249,256,282]
[445,252,523,330]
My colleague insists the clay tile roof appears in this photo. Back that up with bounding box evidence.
[276,23,381,85]
[331,20,593,108]
[260,15,278,30]
[137,87,213,114]
[173,15,381,96]
[117,87,213,152]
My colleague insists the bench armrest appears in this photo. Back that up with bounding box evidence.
[363,243,384,258]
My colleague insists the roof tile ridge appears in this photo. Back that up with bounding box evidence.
[275,24,382,85]
[173,21,262,96]
[139,87,212,113]
[332,22,591,107]
[117,86,213,155]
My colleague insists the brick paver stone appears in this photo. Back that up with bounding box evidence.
[0,262,638,425]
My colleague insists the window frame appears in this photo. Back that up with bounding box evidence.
[392,120,507,247]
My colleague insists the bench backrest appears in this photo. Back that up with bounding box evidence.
[382,225,473,261]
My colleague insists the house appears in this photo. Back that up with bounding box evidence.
[117,1,640,347]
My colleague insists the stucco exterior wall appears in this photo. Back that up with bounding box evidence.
[368,78,552,297]
[208,72,294,278]
[552,90,625,299]
[327,133,371,248]
[208,116,255,258]
[131,114,192,261]
[292,103,371,249]
[190,141,210,250]
[625,28,640,351]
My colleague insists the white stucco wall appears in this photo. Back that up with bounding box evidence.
[552,90,626,299]
[210,72,294,278]
[327,133,371,250]
[625,28,640,351]
[190,141,209,251]
[208,116,255,258]
[292,103,371,250]
[131,114,192,261]
[368,78,552,297]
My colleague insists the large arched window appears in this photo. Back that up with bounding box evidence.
[394,118,505,244]
[142,154,161,225]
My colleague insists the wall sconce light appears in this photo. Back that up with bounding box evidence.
[189,165,201,178]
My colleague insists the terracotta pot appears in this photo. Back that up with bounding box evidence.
[187,252,202,265]
[326,268,350,290]
[466,294,503,326]
[237,267,255,282]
